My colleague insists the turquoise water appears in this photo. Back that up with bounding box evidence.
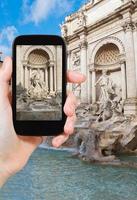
[1,148,137,200]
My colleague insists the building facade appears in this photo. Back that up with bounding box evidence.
[61,0,137,115]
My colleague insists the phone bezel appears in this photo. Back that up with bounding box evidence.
[12,35,67,136]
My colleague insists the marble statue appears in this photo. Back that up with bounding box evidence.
[77,10,86,27]
[60,23,68,38]
[28,70,49,100]
[95,70,114,102]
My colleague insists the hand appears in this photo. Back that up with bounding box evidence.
[0,57,86,187]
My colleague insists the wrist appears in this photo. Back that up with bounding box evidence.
[0,159,17,188]
[0,167,10,188]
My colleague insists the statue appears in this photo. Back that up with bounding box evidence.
[72,52,80,67]
[60,23,68,38]
[95,70,114,102]
[28,70,49,100]
[96,100,112,122]
[94,70,123,121]
[77,10,86,27]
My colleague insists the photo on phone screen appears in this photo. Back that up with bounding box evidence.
[16,45,62,121]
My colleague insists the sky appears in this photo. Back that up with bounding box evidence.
[0,0,88,59]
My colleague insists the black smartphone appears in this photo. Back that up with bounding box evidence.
[12,35,67,136]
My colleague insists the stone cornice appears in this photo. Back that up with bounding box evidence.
[65,11,122,43]
[65,0,136,44]
[65,0,117,23]
[64,0,104,23]
[115,0,135,15]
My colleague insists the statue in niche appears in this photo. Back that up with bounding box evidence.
[95,70,115,102]
[94,70,123,121]
[72,52,80,67]
[77,10,86,27]
[28,70,49,100]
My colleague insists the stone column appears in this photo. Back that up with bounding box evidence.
[133,22,137,89]
[23,65,25,88]
[24,65,27,89]
[120,60,127,100]
[80,40,88,103]
[123,21,137,114]
[28,66,30,88]
[25,65,28,89]
[54,63,56,92]
[67,50,72,91]
[45,66,48,88]
[123,21,137,98]
[91,68,96,103]
[49,64,54,93]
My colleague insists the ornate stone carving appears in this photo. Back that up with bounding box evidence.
[72,51,81,67]
[95,43,119,66]
[28,70,49,100]
[95,70,114,102]
[122,21,135,32]
[94,70,123,121]
[132,21,137,31]
[77,10,87,27]
[89,63,95,72]
[60,23,68,38]
[79,40,87,49]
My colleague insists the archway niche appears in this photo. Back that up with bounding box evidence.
[23,48,56,95]
[91,43,127,103]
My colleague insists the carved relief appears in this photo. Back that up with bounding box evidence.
[72,51,81,68]
[122,21,135,32]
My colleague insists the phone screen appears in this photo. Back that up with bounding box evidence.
[16,45,62,121]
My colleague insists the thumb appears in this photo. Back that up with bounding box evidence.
[0,57,12,105]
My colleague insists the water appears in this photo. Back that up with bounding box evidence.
[1,148,137,200]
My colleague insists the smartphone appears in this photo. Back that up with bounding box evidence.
[12,35,67,136]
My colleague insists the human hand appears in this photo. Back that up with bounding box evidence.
[0,57,86,187]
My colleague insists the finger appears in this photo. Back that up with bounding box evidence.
[0,57,12,103]
[64,92,77,116]
[64,114,77,135]
[52,134,69,148]
[8,86,12,105]
[67,70,86,84]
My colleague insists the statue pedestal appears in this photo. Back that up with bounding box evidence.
[124,98,137,115]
